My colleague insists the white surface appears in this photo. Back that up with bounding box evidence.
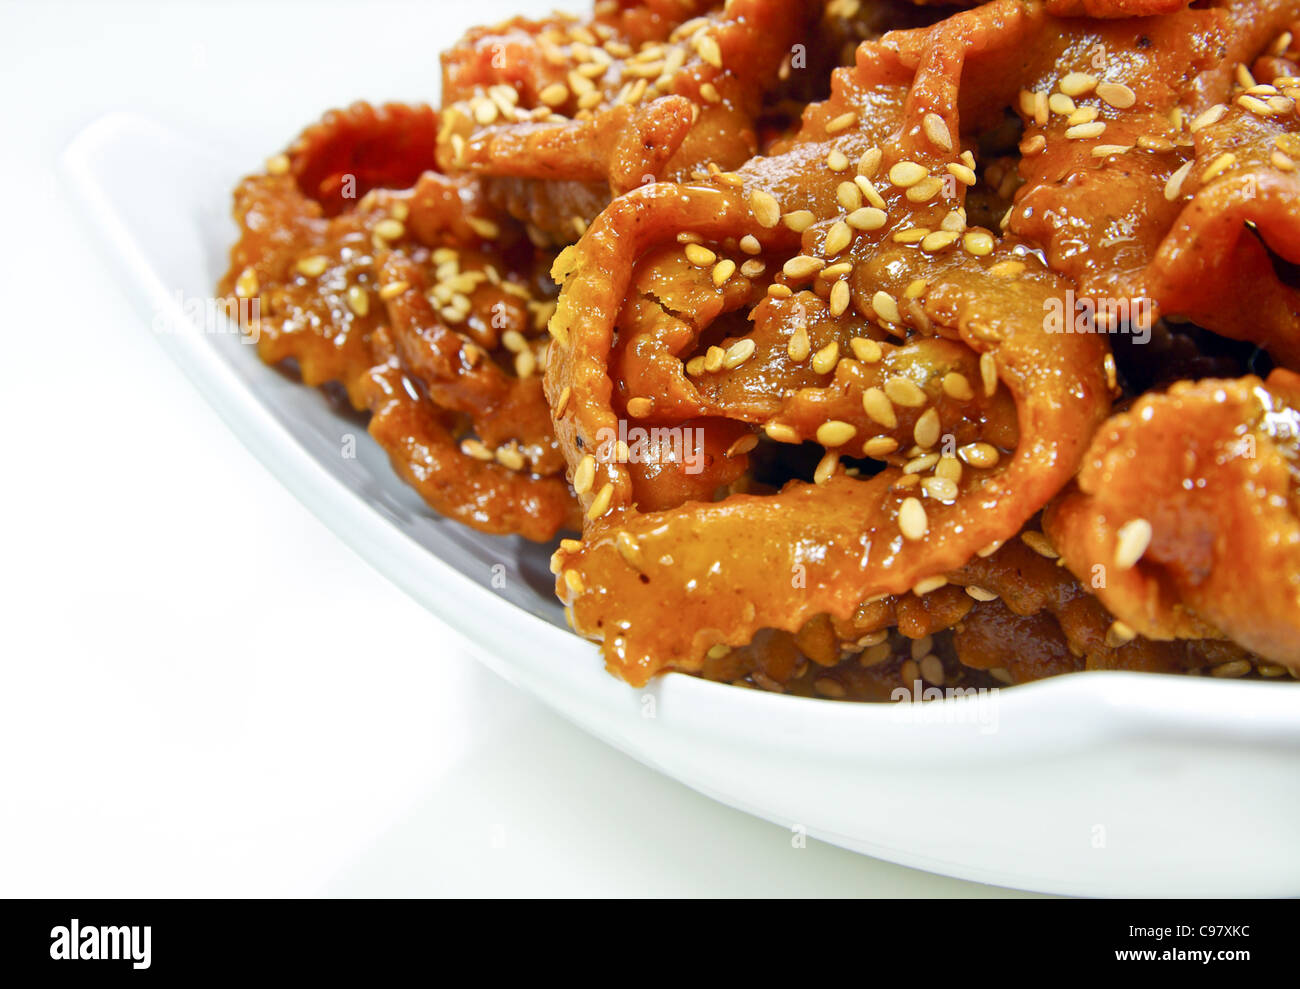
[0,0,1038,897]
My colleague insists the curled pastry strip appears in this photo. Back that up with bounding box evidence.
[1145,73,1300,366]
[437,0,819,241]
[220,103,576,540]
[994,0,1300,360]
[545,3,1111,685]
[1044,371,1300,674]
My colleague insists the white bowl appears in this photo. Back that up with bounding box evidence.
[63,111,1300,897]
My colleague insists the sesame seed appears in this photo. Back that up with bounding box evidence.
[1020,134,1047,155]
[942,371,974,400]
[811,341,839,374]
[922,112,953,151]
[712,258,736,287]
[893,227,930,244]
[855,176,886,208]
[586,482,614,520]
[921,476,958,501]
[872,290,901,324]
[1239,93,1276,115]
[829,279,851,316]
[1138,135,1180,153]
[296,255,329,278]
[913,408,941,448]
[862,388,896,428]
[947,162,977,185]
[905,177,943,202]
[935,456,961,483]
[1114,517,1153,569]
[765,422,800,443]
[963,230,995,257]
[1033,90,1049,126]
[626,396,654,418]
[1096,81,1136,108]
[966,585,998,602]
[814,677,847,698]
[847,207,887,231]
[1091,144,1132,157]
[783,255,825,280]
[614,532,642,571]
[767,284,793,299]
[1020,530,1058,558]
[850,337,882,363]
[1210,659,1252,678]
[903,452,940,475]
[704,345,725,373]
[1273,150,1296,171]
[824,220,853,256]
[1059,72,1098,97]
[1164,159,1193,200]
[782,210,816,232]
[787,324,811,362]
[695,33,722,68]
[572,454,596,494]
[374,218,406,241]
[918,653,945,685]
[563,569,586,594]
[862,435,898,457]
[858,148,883,177]
[988,260,1025,278]
[1048,92,1076,116]
[979,352,998,397]
[1201,152,1236,182]
[723,338,756,369]
[726,434,759,458]
[461,438,494,462]
[814,450,839,484]
[836,181,863,211]
[1065,121,1106,140]
[899,497,928,540]
[888,161,929,187]
[749,190,781,228]
[816,420,857,447]
[739,234,762,255]
[1189,104,1227,132]
[826,149,850,171]
[685,243,716,267]
[958,441,999,468]
[514,349,537,378]
[913,577,948,598]
[826,111,858,133]
[904,279,928,299]
[539,82,569,107]
[496,443,526,470]
[1067,106,1099,126]
[234,267,259,299]
[265,153,290,176]
[883,375,926,407]
[921,230,959,252]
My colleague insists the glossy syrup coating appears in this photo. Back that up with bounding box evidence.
[220,102,577,540]
[220,1,1300,699]
[545,0,1300,690]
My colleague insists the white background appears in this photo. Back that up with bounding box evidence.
[0,0,1038,897]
